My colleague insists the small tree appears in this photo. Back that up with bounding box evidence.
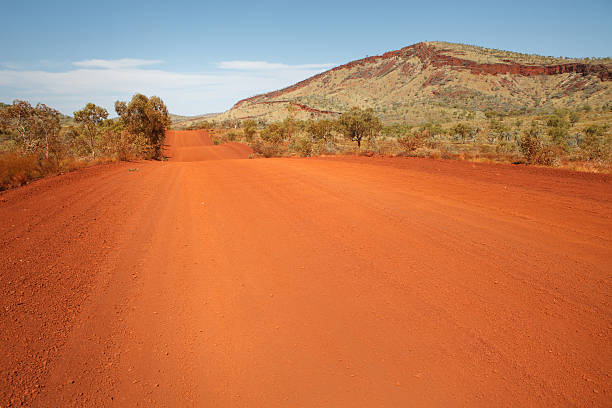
[284,104,298,141]
[307,119,335,143]
[0,100,61,158]
[242,120,257,142]
[74,103,108,156]
[32,104,61,159]
[260,123,284,144]
[451,123,473,143]
[294,137,313,157]
[254,123,285,157]
[115,94,170,159]
[419,122,443,137]
[0,100,36,152]
[337,107,382,148]
[488,118,508,143]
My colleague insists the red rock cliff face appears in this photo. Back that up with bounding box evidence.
[410,43,611,81]
[232,43,611,109]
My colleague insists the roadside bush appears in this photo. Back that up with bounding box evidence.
[519,127,561,166]
[519,127,542,164]
[226,131,238,141]
[580,125,611,161]
[294,137,313,157]
[535,145,562,166]
[398,134,424,152]
[98,129,149,160]
[242,120,257,142]
[252,139,284,158]
[260,123,285,144]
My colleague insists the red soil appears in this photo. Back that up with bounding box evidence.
[1,130,611,406]
[164,129,253,161]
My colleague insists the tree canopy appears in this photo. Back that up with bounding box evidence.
[0,100,61,158]
[337,107,382,147]
[115,94,170,159]
[74,103,109,155]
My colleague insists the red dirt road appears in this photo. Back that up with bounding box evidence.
[1,130,611,406]
[164,129,253,161]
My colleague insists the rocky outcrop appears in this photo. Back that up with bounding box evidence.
[410,43,611,81]
[232,42,611,111]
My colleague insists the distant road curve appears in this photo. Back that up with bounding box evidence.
[164,129,253,161]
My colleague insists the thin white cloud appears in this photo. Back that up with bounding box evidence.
[0,59,335,115]
[219,60,335,71]
[0,62,23,70]
[73,58,163,69]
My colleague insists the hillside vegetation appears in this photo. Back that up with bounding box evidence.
[214,41,611,124]
[182,42,610,171]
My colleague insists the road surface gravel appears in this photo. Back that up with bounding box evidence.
[1,130,610,406]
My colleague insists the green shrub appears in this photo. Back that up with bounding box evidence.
[580,125,611,161]
[294,137,313,157]
[242,120,257,142]
[226,131,238,141]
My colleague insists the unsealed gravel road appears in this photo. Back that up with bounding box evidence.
[1,130,610,406]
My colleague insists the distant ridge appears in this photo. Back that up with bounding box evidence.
[215,41,611,123]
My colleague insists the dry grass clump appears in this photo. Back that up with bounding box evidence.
[0,153,48,190]
[0,152,119,191]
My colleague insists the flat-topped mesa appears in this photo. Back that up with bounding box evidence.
[232,42,611,109]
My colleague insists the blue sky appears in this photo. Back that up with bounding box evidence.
[1,0,611,115]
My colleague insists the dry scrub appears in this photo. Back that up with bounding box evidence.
[0,94,170,190]
[188,106,612,173]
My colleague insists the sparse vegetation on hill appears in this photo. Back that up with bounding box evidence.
[0,94,170,190]
[183,41,610,172]
[214,41,611,124]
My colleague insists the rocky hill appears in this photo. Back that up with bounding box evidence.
[215,42,611,123]
[170,112,220,128]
